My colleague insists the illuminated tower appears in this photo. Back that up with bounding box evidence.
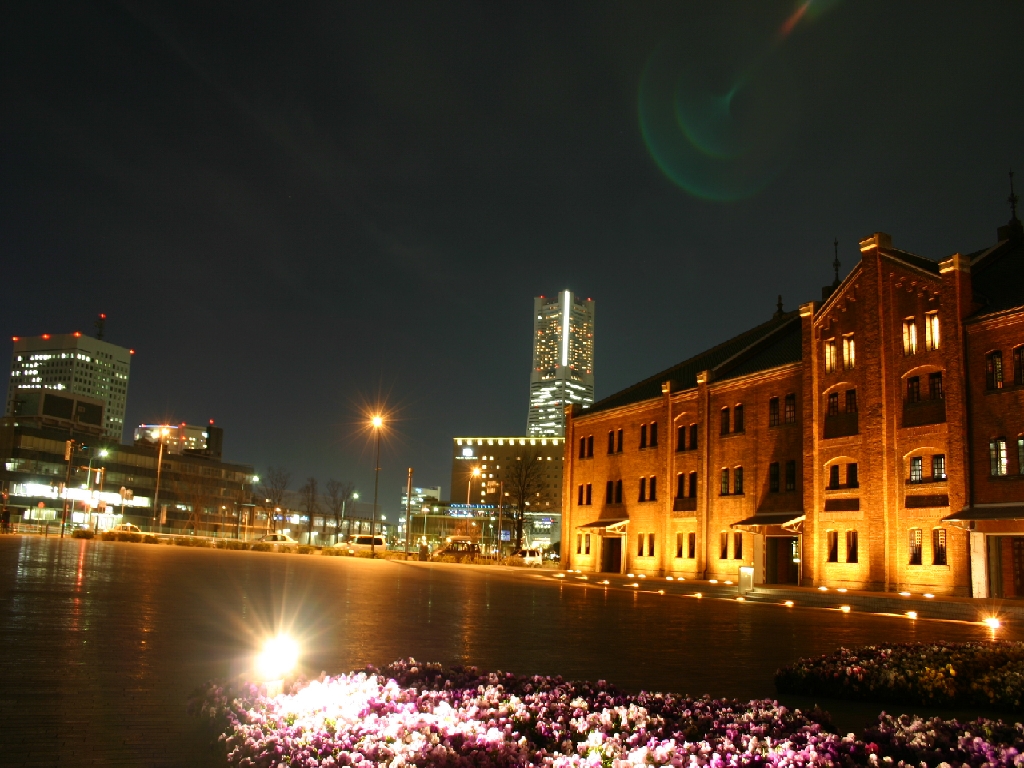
[527,291,595,436]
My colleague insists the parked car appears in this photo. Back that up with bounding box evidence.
[111,523,141,534]
[333,535,386,554]
[432,537,480,561]
[260,533,297,544]
[512,548,543,566]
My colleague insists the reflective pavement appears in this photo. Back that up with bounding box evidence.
[0,537,1016,766]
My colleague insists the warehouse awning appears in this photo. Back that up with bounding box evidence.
[732,511,804,532]
[943,503,1024,525]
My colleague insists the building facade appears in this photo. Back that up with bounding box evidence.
[528,291,595,437]
[6,332,132,441]
[451,436,564,528]
[562,210,1024,598]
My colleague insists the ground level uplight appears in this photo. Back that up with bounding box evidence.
[839,605,851,613]
[906,611,918,620]
[984,617,1001,630]
[784,600,795,607]
[256,634,300,688]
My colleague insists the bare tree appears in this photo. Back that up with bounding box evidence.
[178,476,213,536]
[325,479,355,544]
[261,466,291,532]
[298,476,319,545]
[503,448,545,550]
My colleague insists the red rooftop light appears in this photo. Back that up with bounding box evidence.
[100,313,106,319]
[209,419,215,425]
[73,331,82,338]
[42,334,50,340]
[12,336,18,342]
[129,349,135,355]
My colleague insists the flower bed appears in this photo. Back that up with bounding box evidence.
[191,659,1024,767]
[775,642,1024,709]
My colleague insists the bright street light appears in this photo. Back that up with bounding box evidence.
[256,634,300,690]
[370,414,384,555]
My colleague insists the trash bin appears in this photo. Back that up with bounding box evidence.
[418,544,429,562]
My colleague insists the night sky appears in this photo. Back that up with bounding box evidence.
[3,2,1022,505]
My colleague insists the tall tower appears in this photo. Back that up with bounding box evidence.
[6,331,133,442]
[527,291,595,436]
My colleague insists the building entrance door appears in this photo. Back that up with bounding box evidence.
[987,536,1024,598]
[601,536,622,573]
[764,536,799,584]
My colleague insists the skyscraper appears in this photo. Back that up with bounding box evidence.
[6,331,132,441]
[527,291,595,436]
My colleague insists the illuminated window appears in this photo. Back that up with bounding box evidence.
[932,528,946,565]
[903,319,918,355]
[769,397,780,427]
[987,351,1004,389]
[910,456,923,483]
[1019,438,1024,476]
[826,531,838,562]
[825,339,837,372]
[925,312,940,350]
[929,372,943,400]
[785,460,796,492]
[990,438,1008,476]
[769,462,780,493]
[932,454,946,480]
[909,528,923,565]
[843,334,856,369]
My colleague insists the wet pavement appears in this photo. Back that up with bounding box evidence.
[1,537,1018,766]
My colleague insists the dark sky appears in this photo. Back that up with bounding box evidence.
[3,1,1022,506]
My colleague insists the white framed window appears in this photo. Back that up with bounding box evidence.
[903,319,918,355]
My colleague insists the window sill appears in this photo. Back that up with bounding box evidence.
[637,499,659,504]
[825,485,860,493]
[719,492,746,497]
[638,445,659,451]
[906,478,948,486]
[984,385,1023,395]
[720,431,746,439]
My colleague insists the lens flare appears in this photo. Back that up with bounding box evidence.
[257,634,300,680]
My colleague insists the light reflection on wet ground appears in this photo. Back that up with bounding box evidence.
[1,538,1017,765]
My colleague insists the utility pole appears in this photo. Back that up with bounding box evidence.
[151,428,168,531]
[403,467,413,559]
[60,440,75,538]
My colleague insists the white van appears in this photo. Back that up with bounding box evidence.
[336,535,386,554]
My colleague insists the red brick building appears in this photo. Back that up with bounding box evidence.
[563,208,1024,598]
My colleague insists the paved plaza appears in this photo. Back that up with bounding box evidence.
[0,537,1017,766]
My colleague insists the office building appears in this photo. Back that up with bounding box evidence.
[562,197,1024,599]
[134,422,224,459]
[6,330,132,442]
[527,291,595,437]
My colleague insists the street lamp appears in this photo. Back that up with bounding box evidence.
[152,427,170,531]
[370,415,383,556]
[87,448,109,531]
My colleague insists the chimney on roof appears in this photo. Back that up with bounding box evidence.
[998,170,1024,242]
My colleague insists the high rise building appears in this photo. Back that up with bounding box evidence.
[6,331,132,442]
[527,291,595,436]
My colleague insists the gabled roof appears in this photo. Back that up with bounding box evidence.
[586,312,801,415]
[970,224,1024,316]
[879,246,940,275]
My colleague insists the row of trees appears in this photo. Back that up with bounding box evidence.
[255,447,549,548]
[259,466,355,543]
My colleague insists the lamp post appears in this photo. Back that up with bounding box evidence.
[87,447,109,531]
[151,427,170,532]
[370,415,383,556]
